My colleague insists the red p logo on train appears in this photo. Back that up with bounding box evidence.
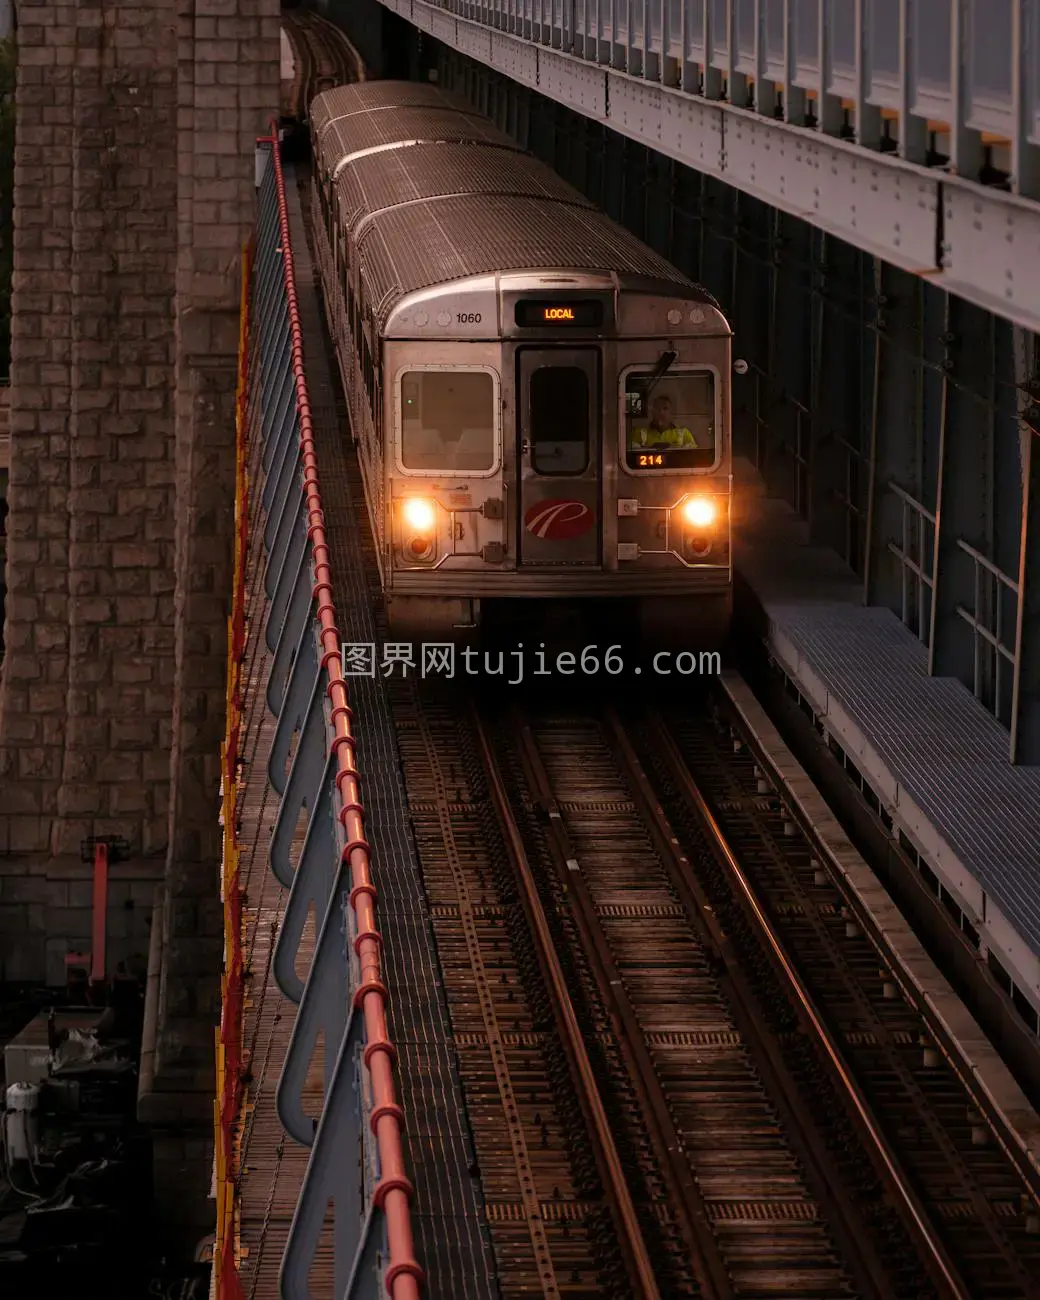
[524,499,594,541]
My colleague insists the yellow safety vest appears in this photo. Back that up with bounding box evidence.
[631,425,696,449]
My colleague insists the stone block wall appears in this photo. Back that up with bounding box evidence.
[0,3,178,873]
[0,0,280,1256]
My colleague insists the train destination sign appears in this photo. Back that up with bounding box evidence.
[514,299,605,328]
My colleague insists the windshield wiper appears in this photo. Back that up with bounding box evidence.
[638,348,676,403]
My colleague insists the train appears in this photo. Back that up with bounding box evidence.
[307,80,737,648]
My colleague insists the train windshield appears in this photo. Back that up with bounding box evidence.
[400,369,495,472]
[623,369,716,470]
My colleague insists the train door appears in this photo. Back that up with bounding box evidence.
[516,348,600,566]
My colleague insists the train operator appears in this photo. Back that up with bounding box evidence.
[629,394,699,450]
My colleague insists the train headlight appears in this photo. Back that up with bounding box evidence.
[681,496,715,529]
[403,498,436,532]
[401,497,436,561]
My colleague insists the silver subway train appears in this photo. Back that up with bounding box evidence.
[308,80,737,645]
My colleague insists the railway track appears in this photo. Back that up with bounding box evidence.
[380,676,1040,1298]
[389,685,621,1297]
[479,697,870,1298]
[656,695,1040,1296]
[280,6,363,126]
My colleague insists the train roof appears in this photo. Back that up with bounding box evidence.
[310,81,722,328]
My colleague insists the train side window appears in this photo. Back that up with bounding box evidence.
[530,367,589,476]
[336,211,349,270]
[362,333,373,403]
[399,370,495,473]
[623,369,716,470]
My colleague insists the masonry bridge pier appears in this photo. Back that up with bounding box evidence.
[0,2,1038,1297]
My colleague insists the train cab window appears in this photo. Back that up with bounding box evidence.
[530,366,589,475]
[400,370,495,473]
[623,370,715,470]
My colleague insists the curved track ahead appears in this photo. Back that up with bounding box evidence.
[280,6,364,126]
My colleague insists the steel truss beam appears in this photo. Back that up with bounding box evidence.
[379,0,1040,333]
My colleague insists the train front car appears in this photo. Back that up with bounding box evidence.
[309,82,734,650]
[383,274,733,649]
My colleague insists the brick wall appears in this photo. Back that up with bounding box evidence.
[0,0,280,1255]
[0,5,178,986]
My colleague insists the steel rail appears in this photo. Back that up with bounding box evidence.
[717,674,1040,1211]
[598,704,898,1300]
[264,127,424,1298]
[471,703,663,1300]
[636,703,974,1300]
[283,7,366,121]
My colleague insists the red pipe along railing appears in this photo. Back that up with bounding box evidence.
[265,130,425,1298]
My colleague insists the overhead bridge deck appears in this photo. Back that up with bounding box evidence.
[371,0,1040,333]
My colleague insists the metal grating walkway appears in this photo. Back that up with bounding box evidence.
[235,412,330,1296]
[283,166,499,1297]
[735,460,1040,964]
